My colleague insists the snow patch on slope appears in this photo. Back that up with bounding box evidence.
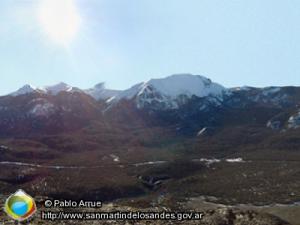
[29,102,56,117]
[231,86,255,92]
[262,87,281,96]
[288,111,300,129]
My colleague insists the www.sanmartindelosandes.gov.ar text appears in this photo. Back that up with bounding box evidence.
[41,211,204,221]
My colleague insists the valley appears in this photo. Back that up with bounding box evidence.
[0,74,300,224]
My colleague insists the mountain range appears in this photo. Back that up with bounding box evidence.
[1,73,300,137]
[1,74,300,225]
[9,74,226,105]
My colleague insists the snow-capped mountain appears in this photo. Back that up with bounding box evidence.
[108,74,228,109]
[6,74,300,112]
[10,82,79,96]
[7,74,228,110]
[42,82,74,95]
[2,73,300,136]
[10,84,42,96]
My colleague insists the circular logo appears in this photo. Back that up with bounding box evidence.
[4,189,37,221]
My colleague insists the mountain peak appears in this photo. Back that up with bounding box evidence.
[108,74,228,110]
[10,84,38,96]
[43,82,73,95]
[143,74,220,98]
[9,82,75,97]
[23,84,36,88]
[162,73,210,81]
[94,82,106,90]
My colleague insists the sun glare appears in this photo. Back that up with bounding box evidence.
[37,0,81,46]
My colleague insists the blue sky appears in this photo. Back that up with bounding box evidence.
[0,0,299,95]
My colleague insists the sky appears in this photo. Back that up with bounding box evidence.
[0,0,299,95]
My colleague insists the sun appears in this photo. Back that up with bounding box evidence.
[37,0,81,46]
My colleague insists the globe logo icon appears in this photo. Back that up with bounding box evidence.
[4,189,37,221]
